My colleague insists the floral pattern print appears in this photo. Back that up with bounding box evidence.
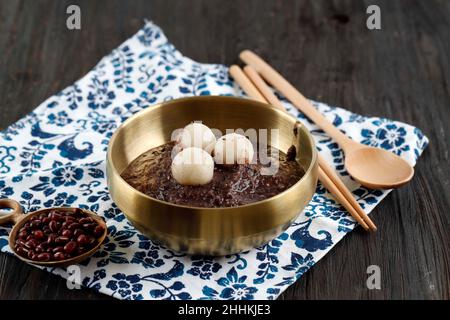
[106,273,143,299]
[187,256,222,280]
[87,77,116,110]
[131,234,165,269]
[51,166,84,187]
[0,22,428,300]
[361,120,410,154]
[201,267,258,300]
[0,180,13,197]
[47,111,73,127]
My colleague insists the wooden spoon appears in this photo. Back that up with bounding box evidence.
[240,50,414,189]
[0,198,107,267]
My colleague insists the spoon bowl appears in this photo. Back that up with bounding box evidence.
[345,146,414,189]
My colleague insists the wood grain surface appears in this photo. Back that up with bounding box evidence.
[0,0,449,300]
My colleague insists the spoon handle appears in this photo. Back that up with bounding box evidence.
[0,199,24,225]
[240,50,357,152]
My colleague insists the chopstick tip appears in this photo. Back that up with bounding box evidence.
[239,49,254,60]
[242,65,253,72]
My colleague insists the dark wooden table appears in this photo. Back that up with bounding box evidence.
[0,0,448,300]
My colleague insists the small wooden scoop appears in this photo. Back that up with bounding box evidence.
[0,198,107,267]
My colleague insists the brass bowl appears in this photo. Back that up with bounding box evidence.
[107,96,318,255]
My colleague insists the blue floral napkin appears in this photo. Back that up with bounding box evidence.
[0,21,428,300]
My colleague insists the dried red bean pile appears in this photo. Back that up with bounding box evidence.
[14,209,105,262]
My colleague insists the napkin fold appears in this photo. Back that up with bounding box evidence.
[0,21,428,300]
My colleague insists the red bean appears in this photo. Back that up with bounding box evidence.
[53,252,65,261]
[49,220,60,233]
[52,246,64,253]
[87,236,97,246]
[68,223,81,231]
[18,231,28,239]
[37,244,48,253]
[33,230,44,240]
[66,217,77,225]
[73,229,84,237]
[62,229,73,238]
[16,246,28,257]
[37,253,51,261]
[76,246,86,255]
[56,236,69,244]
[16,239,26,247]
[50,212,62,222]
[93,225,105,237]
[76,234,88,246]
[79,217,93,224]
[47,234,56,245]
[25,239,37,250]
[64,241,77,254]
[30,220,42,229]
[84,223,96,232]
[27,250,36,260]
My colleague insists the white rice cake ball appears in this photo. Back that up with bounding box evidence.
[175,122,216,154]
[214,133,254,165]
[171,147,214,185]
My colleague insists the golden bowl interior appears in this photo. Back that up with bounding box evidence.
[107,96,318,255]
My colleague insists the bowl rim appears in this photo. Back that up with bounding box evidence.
[107,96,317,211]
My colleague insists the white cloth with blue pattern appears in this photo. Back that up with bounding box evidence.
[0,22,429,300]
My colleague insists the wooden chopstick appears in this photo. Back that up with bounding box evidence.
[230,64,375,231]
[242,65,376,231]
[229,65,266,102]
[239,53,378,232]
[242,66,286,111]
[319,159,377,231]
[240,50,346,142]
